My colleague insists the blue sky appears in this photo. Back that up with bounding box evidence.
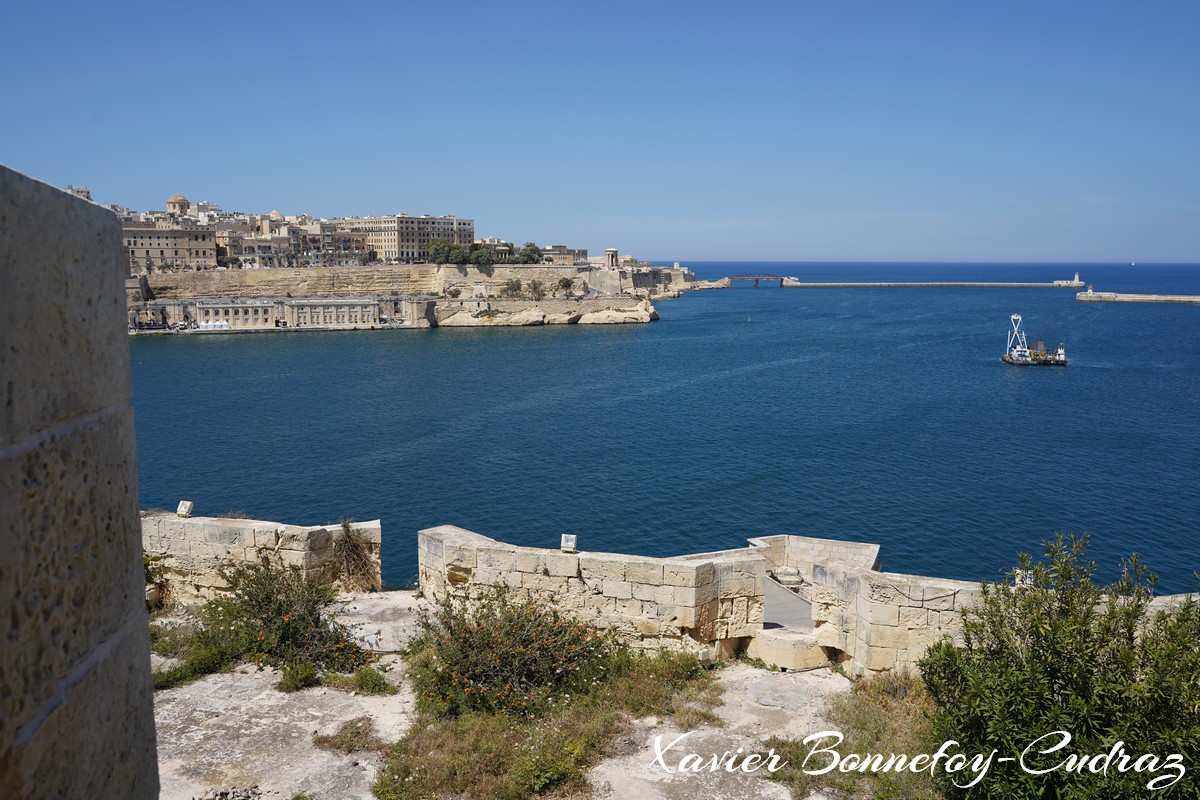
[2,0,1197,261]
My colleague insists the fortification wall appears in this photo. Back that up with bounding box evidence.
[141,513,382,602]
[1,167,158,797]
[417,526,765,661]
[145,263,689,303]
[418,526,1196,678]
[146,263,441,298]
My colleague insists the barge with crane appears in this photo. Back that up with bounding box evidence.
[1002,314,1067,366]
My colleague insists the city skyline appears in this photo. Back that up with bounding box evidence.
[2,0,1198,262]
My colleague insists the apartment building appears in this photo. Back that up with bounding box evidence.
[334,214,474,262]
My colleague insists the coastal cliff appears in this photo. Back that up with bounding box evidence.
[435,297,658,326]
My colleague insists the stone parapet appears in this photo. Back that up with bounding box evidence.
[142,513,382,601]
[417,526,766,661]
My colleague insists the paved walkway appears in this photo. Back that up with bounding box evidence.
[763,577,814,629]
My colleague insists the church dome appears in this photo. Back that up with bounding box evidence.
[168,193,189,204]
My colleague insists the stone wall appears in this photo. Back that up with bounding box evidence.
[1,167,158,797]
[417,526,765,661]
[141,513,383,602]
[144,262,691,303]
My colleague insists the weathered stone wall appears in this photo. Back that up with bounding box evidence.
[141,513,383,602]
[146,263,440,298]
[145,263,691,303]
[417,526,765,661]
[1,167,158,797]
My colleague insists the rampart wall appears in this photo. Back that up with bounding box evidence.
[141,513,382,602]
[417,527,1197,677]
[1,167,158,796]
[144,263,692,303]
[418,526,765,661]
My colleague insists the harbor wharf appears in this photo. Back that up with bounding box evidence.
[1077,289,1200,304]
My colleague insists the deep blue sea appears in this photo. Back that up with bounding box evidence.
[130,262,1200,594]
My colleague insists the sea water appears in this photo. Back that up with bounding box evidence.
[130,263,1200,593]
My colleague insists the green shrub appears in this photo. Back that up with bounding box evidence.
[278,661,319,692]
[150,561,373,691]
[405,588,615,718]
[919,533,1200,799]
[195,561,372,672]
[353,666,396,695]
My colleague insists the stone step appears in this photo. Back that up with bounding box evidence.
[746,627,829,672]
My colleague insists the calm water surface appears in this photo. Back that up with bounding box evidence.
[131,263,1200,593]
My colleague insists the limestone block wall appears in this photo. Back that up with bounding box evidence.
[417,526,765,660]
[142,513,382,601]
[1,167,158,796]
[748,534,880,585]
[147,263,441,298]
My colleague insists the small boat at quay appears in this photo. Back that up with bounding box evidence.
[1002,314,1066,366]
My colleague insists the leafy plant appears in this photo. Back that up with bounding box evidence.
[278,660,319,692]
[919,533,1200,799]
[405,587,615,718]
[151,561,372,691]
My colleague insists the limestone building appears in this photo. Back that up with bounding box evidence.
[334,214,473,262]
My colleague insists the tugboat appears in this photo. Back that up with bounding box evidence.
[1002,314,1066,366]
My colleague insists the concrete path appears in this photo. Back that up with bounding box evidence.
[763,577,814,629]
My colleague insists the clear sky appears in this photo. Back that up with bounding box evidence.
[2,0,1197,262]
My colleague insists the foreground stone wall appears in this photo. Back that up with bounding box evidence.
[1,168,158,796]
[418,526,765,661]
[141,513,383,601]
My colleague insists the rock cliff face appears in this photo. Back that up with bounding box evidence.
[578,300,659,324]
[435,299,657,326]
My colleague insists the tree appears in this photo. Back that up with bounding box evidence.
[527,280,545,300]
[469,245,497,267]
[427,238,454,265]
[557,276,573,296]
[919,533,1200,799]
[500,278,523,298]
[518,242,542,264]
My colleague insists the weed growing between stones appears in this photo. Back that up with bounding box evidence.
[373,588,720,800]
[151,562,373,691]
[334,519,378,591]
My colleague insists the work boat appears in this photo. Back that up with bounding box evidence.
[1002,314,1067,366]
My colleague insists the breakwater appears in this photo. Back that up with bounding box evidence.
[1077,290,1200,304]
[782,280,1084,288]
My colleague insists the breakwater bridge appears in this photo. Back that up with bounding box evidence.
[726,272,1085,289]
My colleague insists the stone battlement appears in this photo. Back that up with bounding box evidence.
[141,512,382,601]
